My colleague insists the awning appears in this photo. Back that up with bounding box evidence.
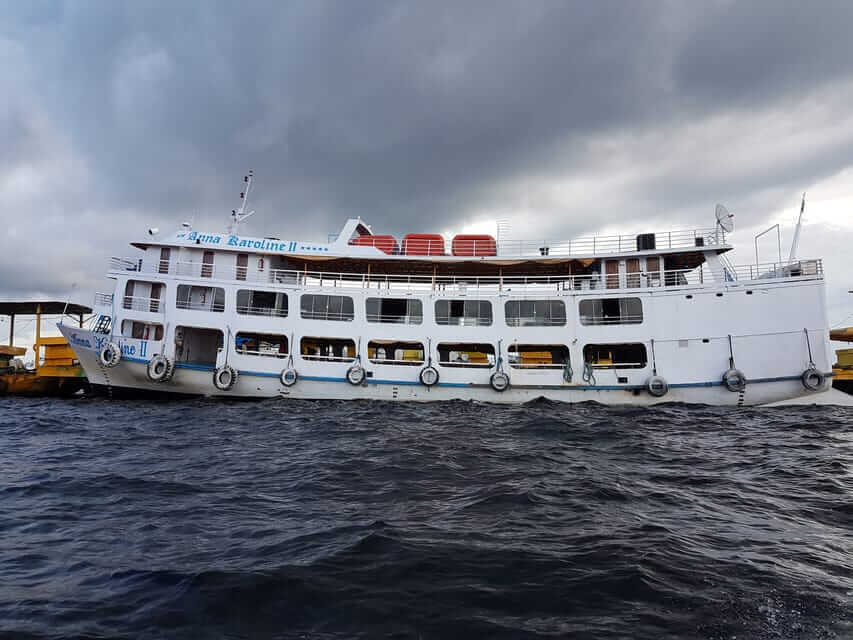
[0,301,93,316]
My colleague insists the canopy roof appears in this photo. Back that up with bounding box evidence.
[0,301,92,316]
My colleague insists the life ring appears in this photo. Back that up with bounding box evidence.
[213,365,238,391]
[646,375,669,397]
[147,354,172,383]
[99,342,121,368]
[801,367,825,391]
[722,368,747,392]
[490,371,510,392]
[280,368,298,387]
[346,365,365,386]
[419,366,439,387]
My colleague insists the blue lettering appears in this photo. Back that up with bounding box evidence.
[187,231,198,241]
[228,235,239,246]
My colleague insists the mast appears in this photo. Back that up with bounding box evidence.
[787,192,806,263]
[227,170,255,235]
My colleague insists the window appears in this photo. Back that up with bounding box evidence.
[123,281,165,312]
[366,298,423,324]
[579,298,643,325]
[626,258,641,288]
[583,343,647,369]
[201,251,215,278]
[120,320,164,340]
[176,285,225,312]
[437,342,495,368]
[435,300,492,326]
[236,253,248,281]
[368,340,424,365]
[300,337,356,362]
[237,290,288,317]
[646,257,661,287]
[504,300,566,327]
[235,332,288,358]
[605,260,620,289]
[508,344,570,369]
[300,294,355,321]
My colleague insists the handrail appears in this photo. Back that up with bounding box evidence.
[109,257,824,294]
[122,295,163,313]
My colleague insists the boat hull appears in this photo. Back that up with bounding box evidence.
[61,326,828,406]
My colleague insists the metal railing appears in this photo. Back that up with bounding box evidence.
[122,295,163,313]
[175,299,225,313]
[94,292,114,307]
[108,257,823,295]
[236,305,289,318]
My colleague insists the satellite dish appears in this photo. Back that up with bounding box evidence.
[715,204,735,233]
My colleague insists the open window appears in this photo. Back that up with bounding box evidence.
[435,300,492,326]
[235,332,288,358]
[508,344,570,369]
[176,285,225,312]
[367,340,424,365]
[300,294,355,321]
[583,343,647,369]
[120,320,164,341]
[504,300,566,326]
[437,342,495,368]
[365,298,423,324]
[579,298,643,325]
[237,290,288,317]
[300,337,356,362]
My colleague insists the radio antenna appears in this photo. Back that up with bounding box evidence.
[227,170,255,234]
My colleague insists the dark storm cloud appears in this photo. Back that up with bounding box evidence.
[1,0,852,305]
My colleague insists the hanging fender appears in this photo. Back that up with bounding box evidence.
[722,368,747,392]
[213,365,238,391]
[490,371,510,392]
[99,342,122,368]
[646,375,668,397]
[147,354,173,383]
[346,364,366,386]
[280,368,298,387]
[800,367,825,391]
[419,366,439,387]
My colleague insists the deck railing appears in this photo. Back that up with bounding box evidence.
[122,295,163,313]
[109,257,823,295]
[93,292,114,308]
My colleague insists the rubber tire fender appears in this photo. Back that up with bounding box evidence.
[722,368,747,393]
[147,354,172,383]
[99,342,121,368]
[490,371,510,392]
[213,365,238,391]
[346,365,366,386]
[280,368,298,387]
[801,367,825,391]
[646,375,669,398]
[419,366,439,387]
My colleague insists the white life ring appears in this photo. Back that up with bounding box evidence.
[213,365,238,391]
[280,368,298,387]
[147,354,172,383]
[419,366,439,387]
[801,367,825,391]
[99,342,121,368]
[346,365,366,386]
[646,375,669,397]
[490,371,510,392]
[722,368,747,392]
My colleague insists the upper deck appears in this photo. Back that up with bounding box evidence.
[132,218,730,265]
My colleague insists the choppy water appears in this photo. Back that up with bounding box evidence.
[0,397,851,639]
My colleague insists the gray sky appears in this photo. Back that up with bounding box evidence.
[2,0,853,349]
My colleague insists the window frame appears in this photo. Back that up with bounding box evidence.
[434,299,493,326]
[578,297,643,325]
[504,299,567,327]
[300,294,355,322]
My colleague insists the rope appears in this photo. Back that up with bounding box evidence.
[582,362,596,386]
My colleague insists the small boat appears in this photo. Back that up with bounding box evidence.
[0,301,92,397]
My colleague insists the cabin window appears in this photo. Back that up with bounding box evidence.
[123,281,165,312]
[201,251,215,278]
[508,344,570,369]
[646,257,661,286]
[120,320,164,341]
[434,300,492,326]
[235,332,288,358]
[583,343,647,369]
[365,298,423,324]
[300,337,356,362]
[176,285,225,312]
[579,298,643,325]
[504,300,566,327]
[300,294,355,321]
[236,290,288,317]
[236,253,248,281]
[367,340,425,365]
[158,248,171,274]
[437,342,495,368]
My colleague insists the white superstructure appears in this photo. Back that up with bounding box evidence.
[61,202,833,405]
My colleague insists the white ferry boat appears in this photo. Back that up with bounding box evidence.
[61,178,832,404]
